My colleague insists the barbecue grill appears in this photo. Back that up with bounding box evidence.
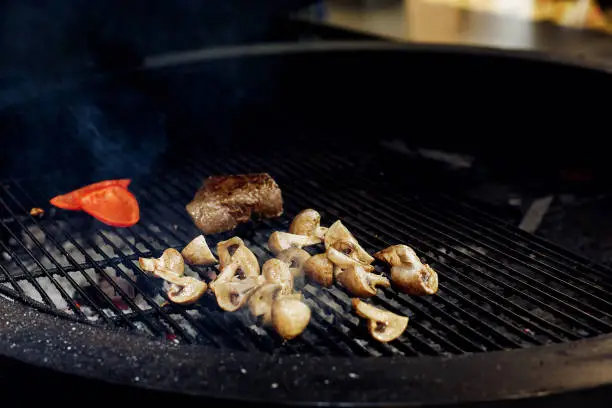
[2,42,612,406]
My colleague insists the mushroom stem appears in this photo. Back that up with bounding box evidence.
[325,221,374,265]
[138,248,185,277]
[336,264,390,297]
[326,247,375,272]
[268,231,321,255]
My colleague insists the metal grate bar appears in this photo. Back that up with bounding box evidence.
[442,194,612,276]
[188,154,554,348]
[3,185,135,327]
[191,156,535,350]
[367,195,612,328]
[212,158,473,355]
[278,155,612,332]
[247,156,591,340]
[0,199,88,318]
[0,240,57,307]
[13,180,183,340]
[396,195,612,298]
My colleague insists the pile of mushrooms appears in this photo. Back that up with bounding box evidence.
[268,208,440,343]
[139,234,312,340]
[136,208,438,343]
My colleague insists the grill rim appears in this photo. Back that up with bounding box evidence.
[2,295,612,406]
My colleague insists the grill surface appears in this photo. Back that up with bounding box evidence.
[2,150,612,358]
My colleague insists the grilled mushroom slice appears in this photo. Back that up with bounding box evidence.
[303,253,334,287]
[326,246,376,273]
[153,268,207,305]
[139,248,185,277]
[181,235,217,266]
[271,297,311,340]
[268,231,321,255]
[276,248,311,277]
[289,209,328,240]
[248,283,282,325]
[373,244,420,268]
[216,237,260,277]
[336,264,390,298]
[391,264,439,295]
[352,299,408,343]
[217,237,245,268]
[211,276,265,312]
[262,258,294,295]
[325,221,374,265]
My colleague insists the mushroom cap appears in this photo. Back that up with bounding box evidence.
[268,231,321,255]
[217,237,260,277]
[271,297,311,340]
[262,258,294,295]
[181,235,217,266]
[391,264,439,295]
[352,298,409,343]
[303,253,334,287]
[212,276,265,312]
[289,209,328,240]
[336,264,390,298]
[326,247,376,273]
[373,244,420,268]
[167,276,208,304]
[139,248,185,277]
[276,248,311,277]
[248,283,282,325]
[325,221,374,265]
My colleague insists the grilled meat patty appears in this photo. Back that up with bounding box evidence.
[186,173,283,234]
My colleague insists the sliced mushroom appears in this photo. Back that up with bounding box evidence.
[326,246,376,273]
[166,277,208,304]
[211,276,265,312]
[373,244,420,268]
[276,248,311,277]
[391,264,439,295]
[325,221,374,265]
[271,297,311,340]
[152,268,207,305]
[248,283,282,325]
[216,237,260,277]
[217,237,245,268]
[181,235,217,266]
[336,264,390,298]
[268,231,321,255]
[303,253,334,287]
[289,209,328,240]
[139,248,185,277]
[352,298,409,343]
[262,258,294,295]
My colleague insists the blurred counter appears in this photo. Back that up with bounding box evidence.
[294,0,612,68]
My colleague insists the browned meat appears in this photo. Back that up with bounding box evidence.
[186,173,283,234]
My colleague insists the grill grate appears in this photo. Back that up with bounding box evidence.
[2,152,612,357]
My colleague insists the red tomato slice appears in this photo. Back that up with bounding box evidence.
[80,186,140,227]
[50,179,131,211]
